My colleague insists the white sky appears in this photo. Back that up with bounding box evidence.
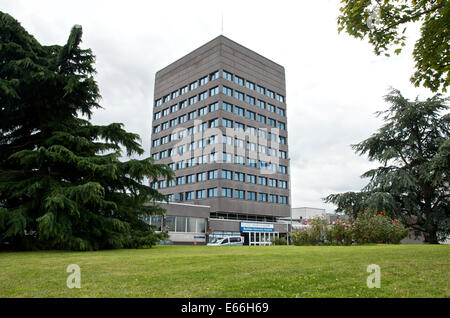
[2,0,438,212]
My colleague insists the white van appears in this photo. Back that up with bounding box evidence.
[207,236,245,246]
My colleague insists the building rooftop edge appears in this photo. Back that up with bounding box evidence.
[155,35,284,76]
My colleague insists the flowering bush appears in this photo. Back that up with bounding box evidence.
[352,211,408,244]
[290,211,408,246]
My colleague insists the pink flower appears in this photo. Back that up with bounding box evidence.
[345,227,348,230]
[394,219,398,222]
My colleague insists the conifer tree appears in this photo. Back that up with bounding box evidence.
[0,12,173,250]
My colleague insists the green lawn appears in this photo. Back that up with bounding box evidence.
[0,245,448,298]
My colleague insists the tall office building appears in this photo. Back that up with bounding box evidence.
[149,35,290,245]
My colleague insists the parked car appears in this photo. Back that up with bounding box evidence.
[207,236,244,246]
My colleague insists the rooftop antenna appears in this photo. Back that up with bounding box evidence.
[221,12,224,35]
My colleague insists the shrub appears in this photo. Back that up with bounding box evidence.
[290,211,408,246]
[270,237,287,245]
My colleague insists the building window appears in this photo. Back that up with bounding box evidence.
[188,111,197,120]
[258,176,267,186]
[246,81,255,90]
[209,102,219,112]
[257,114,266,124]
[209,118,219,128]
[246,95,255,105]
[269,178,277,187]
[279,136,286,144]
[199,91,208,101]
[189,96,197,105]
[208,187,218,198]
[269,194,278,203]
[221,188,232,198]
[154,112,161,120]
[196,189,207,199]
[222,169,232,180]
[222,135,232,145]
[222,153,232,163]
[222,86,233,96]
[210,70,219,81]
[277,107,285,116]
[279,180,288,189]
[279,165,287,174]
[258,193,268,202]
[276,94,285,103]
[278,122,286,130]
[210,86,219,96]
[234,155,244,165]
[162,122,169,130]
[234,105,244,117]
[176,176,185,185]
[234,75,244,86]
[223,70,233,81]
[268,104,276,113]
[155,98,162,107]
[190,81,198,91]
[197,172,207,182]
[257,99,265,109]
[268,118,276,127]
[180,86,188,95]
[234,122,244,132]
[171,90,179,99]
[246,126,256,136]
[186,191,195,201]
[186,174,196,184]
[247,158,256,167]
[256,85,265,95]
[246,110,256,120]
[208,170,218,180]
[280,196,288,204]
[246,142,256,152]
[234,172,245,182]
[222,102,233,112]
[247,174,256,184]
[234,90,244,101]
[234,189,245,199]
[279,150,287,159]
[199,76,208,86]
[222,118,233,128]
[171,104,178,113]
[267,89,275,99]
[180,100,187,109]
[234,138,244,148]
[247,191,257,201]
[199,106,208,116]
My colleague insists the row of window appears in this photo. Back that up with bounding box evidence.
[152,170,288,189]
[153,111,286,138]
[155,93,285,123]
[152,150,288,172]
[222,70,285,103]
[155,70,285,108]
[155,71,220,107]
[152,135,287,159]
[145,215,207,233]
[166,189,288,204]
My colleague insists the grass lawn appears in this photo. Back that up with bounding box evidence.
[0,244,448,298]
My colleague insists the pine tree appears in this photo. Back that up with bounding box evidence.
[0,12,173,250]
[325,89,449,244]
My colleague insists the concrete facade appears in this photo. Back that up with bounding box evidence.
[150,36,290,242]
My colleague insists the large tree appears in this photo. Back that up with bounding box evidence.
[0,12,173,250]
[337,0,449,92]
[325,88,449,244]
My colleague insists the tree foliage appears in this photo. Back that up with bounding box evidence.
[0,12,174,250]
[324,88,449,243]
[337,0,449,92]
